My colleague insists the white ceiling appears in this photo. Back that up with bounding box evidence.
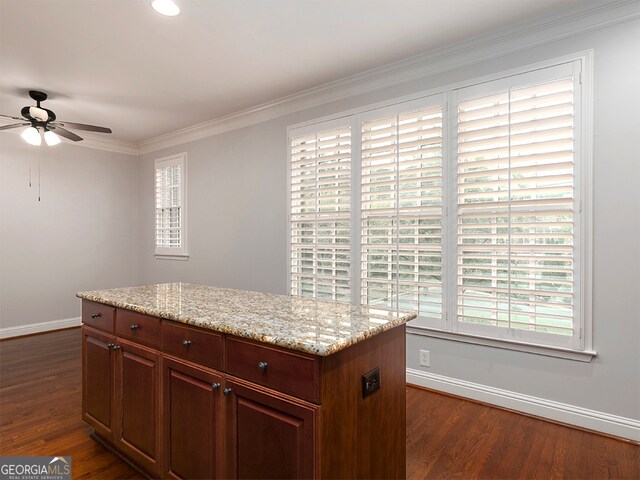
[0,0,601,144]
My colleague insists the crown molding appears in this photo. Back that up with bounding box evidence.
[137,0,640,154]
[75,132,139,156]
[3,1,638,157]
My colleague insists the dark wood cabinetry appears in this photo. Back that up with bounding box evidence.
[115,339,162,477]
[82,327,115,440]
[82,324,162,478]
[226,378,317,480]
[82,300,406,479]
[163,356,224,480]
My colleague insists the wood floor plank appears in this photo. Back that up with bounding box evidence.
[0,328,638,479]
[406,386,640,480]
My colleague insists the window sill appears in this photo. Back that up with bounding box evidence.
[406,325,597,363]
[154,254,189,261]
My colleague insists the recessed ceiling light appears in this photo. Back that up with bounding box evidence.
[152,0,180,16]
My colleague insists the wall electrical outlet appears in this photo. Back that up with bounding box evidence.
[419,350,431,367]
[361,367,381,398]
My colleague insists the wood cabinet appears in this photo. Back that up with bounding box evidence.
[163,356,224,480]
[82,327,115,440]
[82,325,162,478]
[82,300,406,479]
[115,339,162,477]
[226,377,317,480]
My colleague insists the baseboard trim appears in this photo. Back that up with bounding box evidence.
[0,317,82,339]
[407,368,640,442]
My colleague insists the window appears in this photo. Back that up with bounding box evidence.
[289,123,351,301]
[361,102,444,319]
[453,63,580,349]
[288,57,591,355]
[155,153,187,257]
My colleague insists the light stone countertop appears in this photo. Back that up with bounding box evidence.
[77,282,416,356]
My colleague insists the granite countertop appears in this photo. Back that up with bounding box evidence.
[77,283,416,356]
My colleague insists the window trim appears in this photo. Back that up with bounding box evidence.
[287,51,594,360]
[154,152,188,258]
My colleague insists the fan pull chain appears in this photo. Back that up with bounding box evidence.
[38,150,41,202]
[28,144,32,187]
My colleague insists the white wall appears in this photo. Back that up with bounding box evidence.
[137,16,640,429]
[0,135,139,332]
[138,122,287,294]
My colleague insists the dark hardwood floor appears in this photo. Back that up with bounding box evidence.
[0,328,140,479]
[406,387,639,480]
[1,328,638,480]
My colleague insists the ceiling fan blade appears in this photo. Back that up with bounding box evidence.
[53,121,112,134]
[50,126,83,142]
[0,113,26,121]
[0,123,29,131]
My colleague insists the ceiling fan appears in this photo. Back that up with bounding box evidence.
[0,90,112,146]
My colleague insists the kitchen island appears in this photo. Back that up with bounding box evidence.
[78,283,415,479]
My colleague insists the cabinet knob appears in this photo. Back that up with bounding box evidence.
[223,388,232,396]
[182,340,191,346]
[107,343,115,349]
[258,361,268,371]
[91,313,101,319]
[212,383,221,390]
[112,345,121,350]
[130,324,141,330]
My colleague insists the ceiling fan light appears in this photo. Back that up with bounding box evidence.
[21,126,41,146]
[151,0,180,16]
[44,130,61,146]
[29,106,49,122]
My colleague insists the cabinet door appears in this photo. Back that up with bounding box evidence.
[115,338,162,477]
[226,378,317,480]
[82,326,115,440]
[163,356,224,480]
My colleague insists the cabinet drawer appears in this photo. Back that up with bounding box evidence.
[162,321,224,370]
[115,309,161,349]
[82,301,115,333]
[226,337,319,403]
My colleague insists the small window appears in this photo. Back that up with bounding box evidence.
[155,153,187,257]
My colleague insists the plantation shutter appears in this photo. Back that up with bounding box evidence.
[155,154,186,255]
[361,103,443,318]
[289,124,351,301]
[455,64,578,344]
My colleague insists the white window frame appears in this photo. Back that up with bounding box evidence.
[287,52,594,362]
[447,62,582,351]
[154,152,188,259]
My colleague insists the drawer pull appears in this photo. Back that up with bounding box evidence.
[130,324,141,331]
[258,361,268,371]
[107,343,115,349]
[91,313,101,319]
[111,345,121,350]
[182,340,192,346]
[223,388,232,396]
[212,383,221,390]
